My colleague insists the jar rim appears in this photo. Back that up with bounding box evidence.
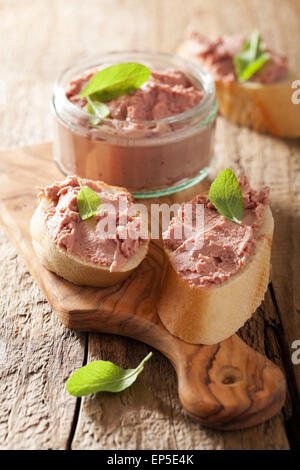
[53,50,216,127]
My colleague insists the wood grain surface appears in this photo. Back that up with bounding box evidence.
[0,0,299,450]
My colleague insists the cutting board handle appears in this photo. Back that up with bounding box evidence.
[57,299,286,430]
[166,333,286,430]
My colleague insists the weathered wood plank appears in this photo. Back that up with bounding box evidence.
[0,0,299,450]
[72,334,225,450]
[0,222,87,449]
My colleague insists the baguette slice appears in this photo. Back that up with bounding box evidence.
[157,204,274,345]
[178,39,300,137]
[30,182,149,287]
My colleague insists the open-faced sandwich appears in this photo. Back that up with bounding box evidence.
[178,30,300,137]
[158,169,273,345]
[30,175,149,286]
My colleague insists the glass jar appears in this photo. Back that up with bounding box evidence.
[52,51,217,198]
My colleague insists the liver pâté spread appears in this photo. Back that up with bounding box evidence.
[67,70,203,121]
[163,176,269,287]
[52,52,216,196]
[188,31,287,83]
[41,176,148,272]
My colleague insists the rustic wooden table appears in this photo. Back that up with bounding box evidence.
[0,0,299,450]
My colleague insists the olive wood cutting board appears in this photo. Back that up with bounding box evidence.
[0,143,286,430]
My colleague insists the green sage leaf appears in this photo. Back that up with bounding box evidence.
[77,179,102,220]
[234,31,270,82]
[208,169,244,224]
[67,352,153,397]
[80,62,151,101]
[87,97,110,125]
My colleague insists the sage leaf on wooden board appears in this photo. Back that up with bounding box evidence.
[80,62,151,101]
[77,178,102,220]
[67,352,153,397]
[208,169,244,224]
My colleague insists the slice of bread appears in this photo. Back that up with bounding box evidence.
[157,204,274,345]
[30,182,149,287]
[178,39,300,137]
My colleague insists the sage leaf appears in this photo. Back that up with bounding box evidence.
[80,62,151,101]
[67,352,153,397]
[208,169,244,224]
[87,97,110,125]
[77,179,102,220]
[234,31,270,82]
